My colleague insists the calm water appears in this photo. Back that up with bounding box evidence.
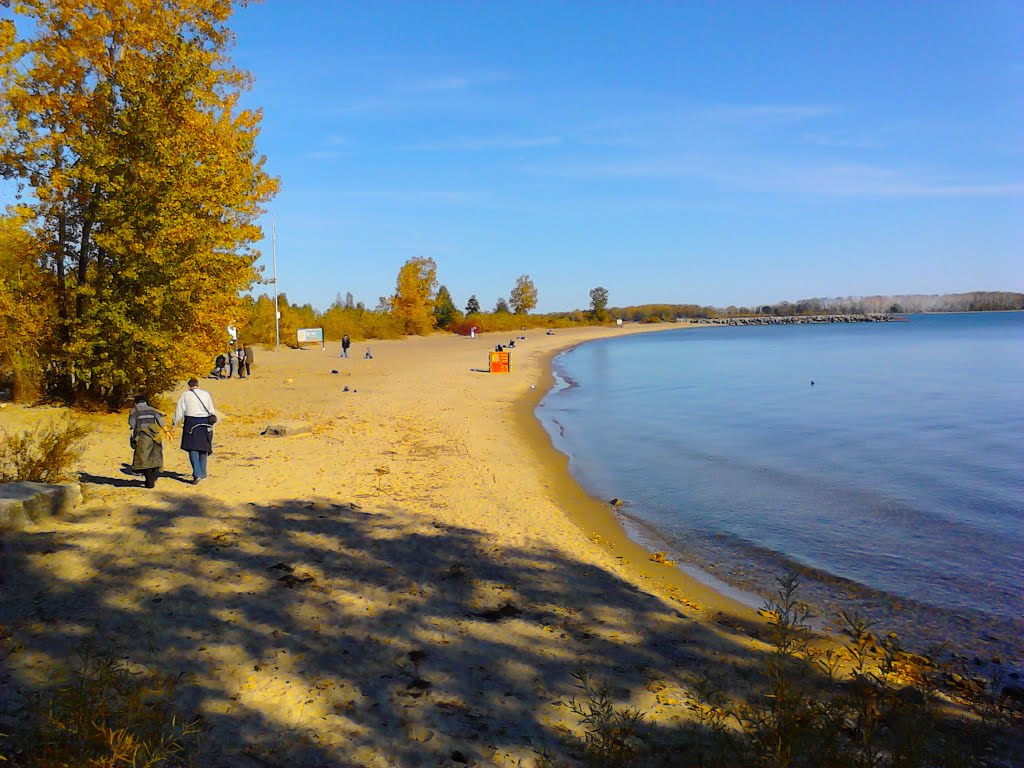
[539,313,1024,661]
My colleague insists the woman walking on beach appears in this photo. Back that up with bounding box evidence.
[172,378,216,484]
[128,394,165,488]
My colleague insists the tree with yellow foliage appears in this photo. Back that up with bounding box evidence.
[0,0,277,406]
[0,214,55,401]
[389,257,438,335]
[510,274,538,314]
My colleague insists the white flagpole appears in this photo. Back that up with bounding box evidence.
[273,216,280,350]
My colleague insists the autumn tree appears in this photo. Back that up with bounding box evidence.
[0,214,55,401]
[465,294,481,315]
[0,0,277,406]
[589,286,609,321]
[390,256,438,335]
[509,274,538,314]
[432,284,460,329]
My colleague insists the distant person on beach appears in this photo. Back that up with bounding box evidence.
[172,378,216,484]
[364,347,373,359]
[243,343,254,377]
[341,334,351,358]
[209,353,226,379]
[128,394,165,488]
[227,343,237,379]
[236,345,246,378]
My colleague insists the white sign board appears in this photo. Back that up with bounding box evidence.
[297,327,325,349]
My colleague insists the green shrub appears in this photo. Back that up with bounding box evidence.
[0,416,92,483]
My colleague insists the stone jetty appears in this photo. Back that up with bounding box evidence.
[686,313,901,326]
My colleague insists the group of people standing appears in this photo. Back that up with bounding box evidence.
[128,378,218,488]
[210,342,254,379]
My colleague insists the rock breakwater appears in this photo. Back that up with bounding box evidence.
[689,314,901,326]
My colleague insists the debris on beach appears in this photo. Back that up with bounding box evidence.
[649,551,675,565]
[467,602,522,622]
[277,572,317,588]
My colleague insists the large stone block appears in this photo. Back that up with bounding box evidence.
[0,482,83,530]
[261,421,312,437]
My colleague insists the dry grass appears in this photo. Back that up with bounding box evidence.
[0,416,92,483]
[0,641,202,767]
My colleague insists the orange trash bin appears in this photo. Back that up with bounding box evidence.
[489,350,511,373]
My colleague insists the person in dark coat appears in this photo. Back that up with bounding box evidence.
[243,343,254,377]
[341,334,351,358]
[128,394,165,488]
[172,378,216,484]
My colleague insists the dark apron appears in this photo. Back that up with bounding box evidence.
[180,415,214,454]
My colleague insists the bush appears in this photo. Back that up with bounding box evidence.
[540,572,1021,767]
[0,416,92,483]
[1,641,202,766]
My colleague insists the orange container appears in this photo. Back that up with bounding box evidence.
[489,351,511,373]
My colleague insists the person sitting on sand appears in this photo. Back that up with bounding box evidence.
[364,347,373,359]
[209,353,226,379]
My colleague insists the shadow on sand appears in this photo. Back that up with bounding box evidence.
[1,495,1018,766]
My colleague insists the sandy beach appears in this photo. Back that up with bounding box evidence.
[1,325,779,766]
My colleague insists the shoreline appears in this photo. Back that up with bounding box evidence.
[511,332,761,624]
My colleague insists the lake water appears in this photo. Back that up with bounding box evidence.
[538,313,1024,664]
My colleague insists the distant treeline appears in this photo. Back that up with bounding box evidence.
[609,292,1024,323]
[236,291,599,348]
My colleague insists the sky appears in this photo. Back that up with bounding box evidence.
[8,2,1024,313]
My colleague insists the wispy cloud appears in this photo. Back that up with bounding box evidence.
[403,70,513,93]
[400,135,563,152]
[802,132,880,149]
[696,103,838,123]
[410,76,471,92]
[525,155,1024,199]
[304,150,346,161]
[784,165,1024,198]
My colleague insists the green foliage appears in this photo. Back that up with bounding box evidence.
[589,286,609,321]
[465,294,481,314]
[494,297,511,314]
[432,284,462,329]
[1,641,202,767]
[510,274,538,314]
[0,416,92,484]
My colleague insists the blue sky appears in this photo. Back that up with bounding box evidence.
[9,2,1024,312]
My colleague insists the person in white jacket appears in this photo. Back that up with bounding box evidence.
[172,379,216,483]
